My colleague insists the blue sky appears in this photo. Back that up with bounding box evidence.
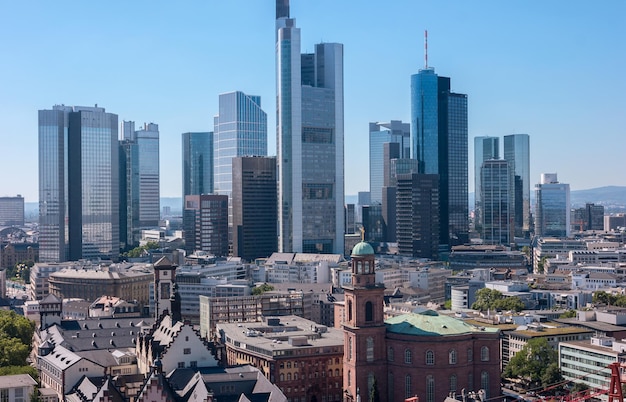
[1,1,624,202]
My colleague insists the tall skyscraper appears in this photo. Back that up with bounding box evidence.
[214,91,267,197]
[120,121,160,249]
[369,120,410,204]
[183,194,228,257]
[504,134,530,238]
[396,173,440,259]
[276,1,344,254]
[182,132,214,199]
[474,136,499,234]
[535,173,571,238]
[39,105,119,262]
[231,156,277,261]
[411,67,468,248]
[481,159,513,245]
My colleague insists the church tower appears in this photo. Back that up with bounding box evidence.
[342,239,387,402]
[153,256,177,319]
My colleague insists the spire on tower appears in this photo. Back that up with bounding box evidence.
[424,29,428,69]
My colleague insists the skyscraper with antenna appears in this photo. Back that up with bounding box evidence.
[410,31,468,249]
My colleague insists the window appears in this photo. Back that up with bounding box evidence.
[450,375,457,392]
[178,362,185,368]
[0,390,8,402]
[388,346,394,361]
[481,346,490,362]
[348,300,353,322]
[427,375,435,402]
[348,370,351,386]
[365,301,373,321]
[287,373,292,380]
[335,369,340,377]
[184,348,191,355]
[449,349,457,365]
[388,373,394,402]
[280,373,285,381]
[426,350,434,365]
[467,348,473,362]
[368,373,375,394]
[348,338,353,360]
[190,361,197,368]
[366,337,374,362]
[405,349,412,364]
[405,375,412,399]
[481,372,489,398]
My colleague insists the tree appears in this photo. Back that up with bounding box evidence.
[0,365,38,380]
[471,288,525,312]
[444,300,452,310]
[0,310,35,367]
[122,241,160,258]
[503,337,558,388]
[369,377,381,402]
[559,310,577,319]
[251,283,275,295]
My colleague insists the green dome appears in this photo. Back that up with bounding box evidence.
[352,241,375,256]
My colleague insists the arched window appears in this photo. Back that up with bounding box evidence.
[348,338,353,360]
[348,370,351,386]
[427,375,435,402]
[467,348,473,362]
[348,300,353,322]
[449,349,457,365]
[368,373,375,394]
[405,375,412,399]
[294,373,298,380]
[328,369,332,377]
[450,374,457,392]
[335,369,340,377]
[481,371,489,398]
[365,301,373,321]
[366,337,374,362]
[388,346,394,361]
[404,349,412,364]
[280,373,284,381]
[425,350,434,365]
[287,373,292,380]
[481,346,490,362]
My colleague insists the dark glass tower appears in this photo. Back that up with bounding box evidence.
[411,68,468,249]
[182,132,213,199]
[503,134,530,238]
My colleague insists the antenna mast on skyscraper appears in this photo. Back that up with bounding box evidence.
[424,30,428,69]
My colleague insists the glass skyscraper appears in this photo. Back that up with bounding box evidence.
[39,105,119,262]
[481,159,513,245]
[369,120,410,204]
[504,134,531,238]
[411,68,468,247]
[120,121,160,248]
[182,132,214,198]
[474,136,499,234]
[535,173,570,238]
[276,2,344,254]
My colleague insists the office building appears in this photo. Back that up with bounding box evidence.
[0,196,24,226]
[474,136,499,234]
[231,156,277,261]
[183,194,228,257]
[535,173,571,238]
[276,1,344,254]
[503,134,531,238]
[369,121,410,204]
[396,173,440,259]
[120,122,160,249]
[182,132,213,198]
[411,68,468,248]
[572,203,605,232]
[39,105,119,262]
[481,159,513,245]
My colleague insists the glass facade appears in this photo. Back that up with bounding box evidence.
[182,132,213,198]
[504,134,530,237]
[0,196,25,226]
[535,174,570,237]
[411,68,468,247]
[474,136,499,234]
[369,121,410,204]
[277,13,344,254]
[481,159,512,245]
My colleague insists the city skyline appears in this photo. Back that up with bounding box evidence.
[1,1,625,202]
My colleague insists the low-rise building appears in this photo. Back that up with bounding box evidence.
[0,374,37,402]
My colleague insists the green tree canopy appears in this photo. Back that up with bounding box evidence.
[559,310,577,319]
[122,241,160,258]
[251,283,275,295]
[0,310,35,346]
[593,291,626,307]
[503,337,559,389]
[471,288,525,312]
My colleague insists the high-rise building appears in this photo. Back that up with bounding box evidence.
[182,132,214,199]
[535,173,570,238]
[231,156,277,261]
[481,159,513,245]
[38,105,119,262]
[0,196,24,227]
[369,121,410,204]
[183,194,228,257]
[572,203,604,232]
[411,68,468,248]
[503,134,531,238]
[396,173,440,259]
[120,122,160,249]
[276,1,344,254]
[474,136,499,233]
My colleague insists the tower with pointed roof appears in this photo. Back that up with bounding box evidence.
[342,239,387,402]
[153,256,177,319]
[39,293,62,330]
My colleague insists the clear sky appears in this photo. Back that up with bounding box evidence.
[1,1,624,202]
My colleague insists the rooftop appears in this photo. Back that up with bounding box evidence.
[385,310,500,336]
